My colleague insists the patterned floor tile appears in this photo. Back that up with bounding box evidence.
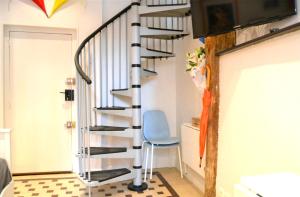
[13,172,179,197]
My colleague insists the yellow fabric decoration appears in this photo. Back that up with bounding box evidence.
[49,0,68,17]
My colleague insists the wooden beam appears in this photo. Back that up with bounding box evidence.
[204,32,236,197]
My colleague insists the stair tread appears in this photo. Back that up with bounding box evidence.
[97,106,129,110]
[142,48,175,59]
[147,27,184,32]
[84,147,127,155]
[141,28,189,40]
[85,168,131,183]
[147,3,188,7]
[89,125,128,131]
[143,69,157,74]
[147,48,174,55]
[111,88,129,92]
[140,3,190,17]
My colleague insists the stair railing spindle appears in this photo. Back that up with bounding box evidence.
[125,12,129,89]
[119,18,122,89]
[185,15,188,33]
[87,83,92,182]
[111,23,115,106]
[152,0,156,71]
[105,28,109,107]
[99,32,103,107]
[78,53,85,178]
[87,41,91,78]
[92,37,97,125]
[87,41,93,125]
[180,0,183,31]
[76,72,82,177]
[171,0,175,53]
[82,81,87,180]
[83,46,87,74]
[146,16,150,69]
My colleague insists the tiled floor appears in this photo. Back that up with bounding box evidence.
[158,168,203,197]
[13,168,203,197]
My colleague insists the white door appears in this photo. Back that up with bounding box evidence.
[4,29,74,174]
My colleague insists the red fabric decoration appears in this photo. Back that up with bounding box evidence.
[32,0,48,17]
[199,89,212,167]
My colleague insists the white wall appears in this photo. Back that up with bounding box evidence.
[218,30,300,197]
[102,0,131,22]
[0,0,102,127]
[0,0,102,172]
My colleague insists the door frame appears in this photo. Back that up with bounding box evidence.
[3,25,78,173]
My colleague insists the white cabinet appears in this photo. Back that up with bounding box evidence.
[181,123,205,177]
[0,129,11,168]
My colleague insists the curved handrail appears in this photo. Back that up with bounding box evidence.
[74,2,137,84]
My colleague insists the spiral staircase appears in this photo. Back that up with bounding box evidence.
[75,0,191,192]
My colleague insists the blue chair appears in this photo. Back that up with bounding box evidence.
[142,110,183,181]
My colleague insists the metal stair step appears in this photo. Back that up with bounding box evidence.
[142,68,158,78]
[147,27,184,32]
[84,147,127,155]
[139,3,190,17]
[85,168,131,183]
[97,106,128,110]
[81,148,135,159]
[147,3,189,7]
[89,125,128,131]
[111,89,132,97]
[141,48,175,59]
[96,107,132,117]
[141,68,157,78]
[89,127,134,138]
[141,26,189,40]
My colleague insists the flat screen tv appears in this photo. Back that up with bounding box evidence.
[191,0,297,38]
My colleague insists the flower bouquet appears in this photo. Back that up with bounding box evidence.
[186,47,206,90]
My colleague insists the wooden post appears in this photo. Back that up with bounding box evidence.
[204,32,236,197]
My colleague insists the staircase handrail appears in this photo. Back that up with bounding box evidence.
[74,2,139,84]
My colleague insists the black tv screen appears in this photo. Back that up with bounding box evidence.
[191,0,297,38]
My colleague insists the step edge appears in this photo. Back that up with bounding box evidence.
[78,171,135,187]
[147,3,188,7]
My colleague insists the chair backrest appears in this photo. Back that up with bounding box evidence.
[143,110,170,141]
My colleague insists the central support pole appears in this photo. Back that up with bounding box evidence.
[128,0,148,192]
[204,32,236,197]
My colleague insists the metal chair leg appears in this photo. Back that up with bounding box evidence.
[150,144,154,180]
[178,146,183,178]
[144,146,149,182]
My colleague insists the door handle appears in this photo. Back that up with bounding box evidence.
[60,89,74,101]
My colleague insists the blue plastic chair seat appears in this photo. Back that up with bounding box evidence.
[146,137,180,146]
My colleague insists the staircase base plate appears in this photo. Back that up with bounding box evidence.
[128,182,148,192]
